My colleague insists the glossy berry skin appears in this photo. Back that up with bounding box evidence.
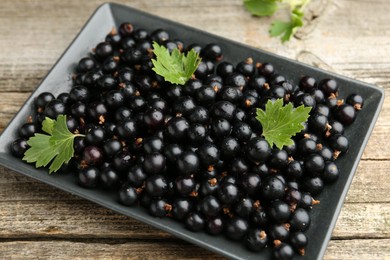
[86,101,108,123]
[327,120,345,137]
[211,118,232,139]
[217,182,239,206]
[10,138,29,158]
[78,166,100,188]
[186,43,202,54]
[143,108,164,131]
[118,22,134,36]
[197,142,220,166]
[185,212,205,231]
[294,93,316,110]
[268,224,290,242]
[82,146,103,166]
[246,137,271,163]
[346,93,364,110]
[299,76,317,91]
[302,176,324,196]
[230,157,249,175]
[273,243,294,260]
[318,78,338,95]
[284,188,302,207]
[100,166,120,190]
[304,154,325,175]
[195,86,217,107]
[163,144,184,164]
[260,176,286,201]
[188,106,210,124]
[232,122,252,143]
[290,208,311,231]
[173,96,196,115]
[85,126,105,145]
[69,85,90,104]
[269,149,289,169]
[299,192,315,209]
[94,42,113,60]
[176,150,200,176]
[201,43,223,61]
[238,172,261,197]
[218,86,243,104]
[245,229,268,251]
[322,161,340,183]
[145,174,167,197]
[225,73,247,88]
[286,160,303,179]
[268,199,291,224]
[113,151,133,172]
[297,138,317,156]
[236,59,255,77]
[151,28,170,43]
[149,198,171,218]
[142,136,164,154]
[225,217,249,241]
[19,123,36,138]
[70,101,86,119]
[334,104,356,126]
[126,164,147,188]
[143,152,166,175]
[118,184,138,206]
[211,101,236,121]
[34,92,55,110]
[174,176,196,197]
[309,114,328,133]
[44,99,66,119]
[171,198,192,221]
[257,62,274,77]
[206,217,224,235]
[329,134,349,153]
[318,145,334,161]
[216,61,234,77]
[104,90,124,109]
[219,137,240,160]
[164,117,189,141]
[200,195,221,218]
[116,119,138,139]
[251,207,269,227]
[234,197,255,218]
[289,231,308,253]
[187,124,207,146]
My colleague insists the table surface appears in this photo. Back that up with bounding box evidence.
[0,0,389,259]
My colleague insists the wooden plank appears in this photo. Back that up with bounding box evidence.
[0,240,225,260]
[0,239,388,260]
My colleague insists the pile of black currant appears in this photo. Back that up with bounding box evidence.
[10,22,364,259]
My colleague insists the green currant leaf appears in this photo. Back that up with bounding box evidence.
[151,42,201,85]
[42,117,56,134]
[243,0,279,17]
[23,115,84,173]
[256,99,311,149]
[269,8,304,42]
[269,9,303,42]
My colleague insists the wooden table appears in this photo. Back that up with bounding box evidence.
[0,0,389,259]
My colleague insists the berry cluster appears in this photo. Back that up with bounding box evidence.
[10,22,364,259]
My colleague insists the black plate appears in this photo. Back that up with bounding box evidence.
[0,3,384,259]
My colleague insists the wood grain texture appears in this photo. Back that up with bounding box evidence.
[0,239,389,260]
[0,0,389,259]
